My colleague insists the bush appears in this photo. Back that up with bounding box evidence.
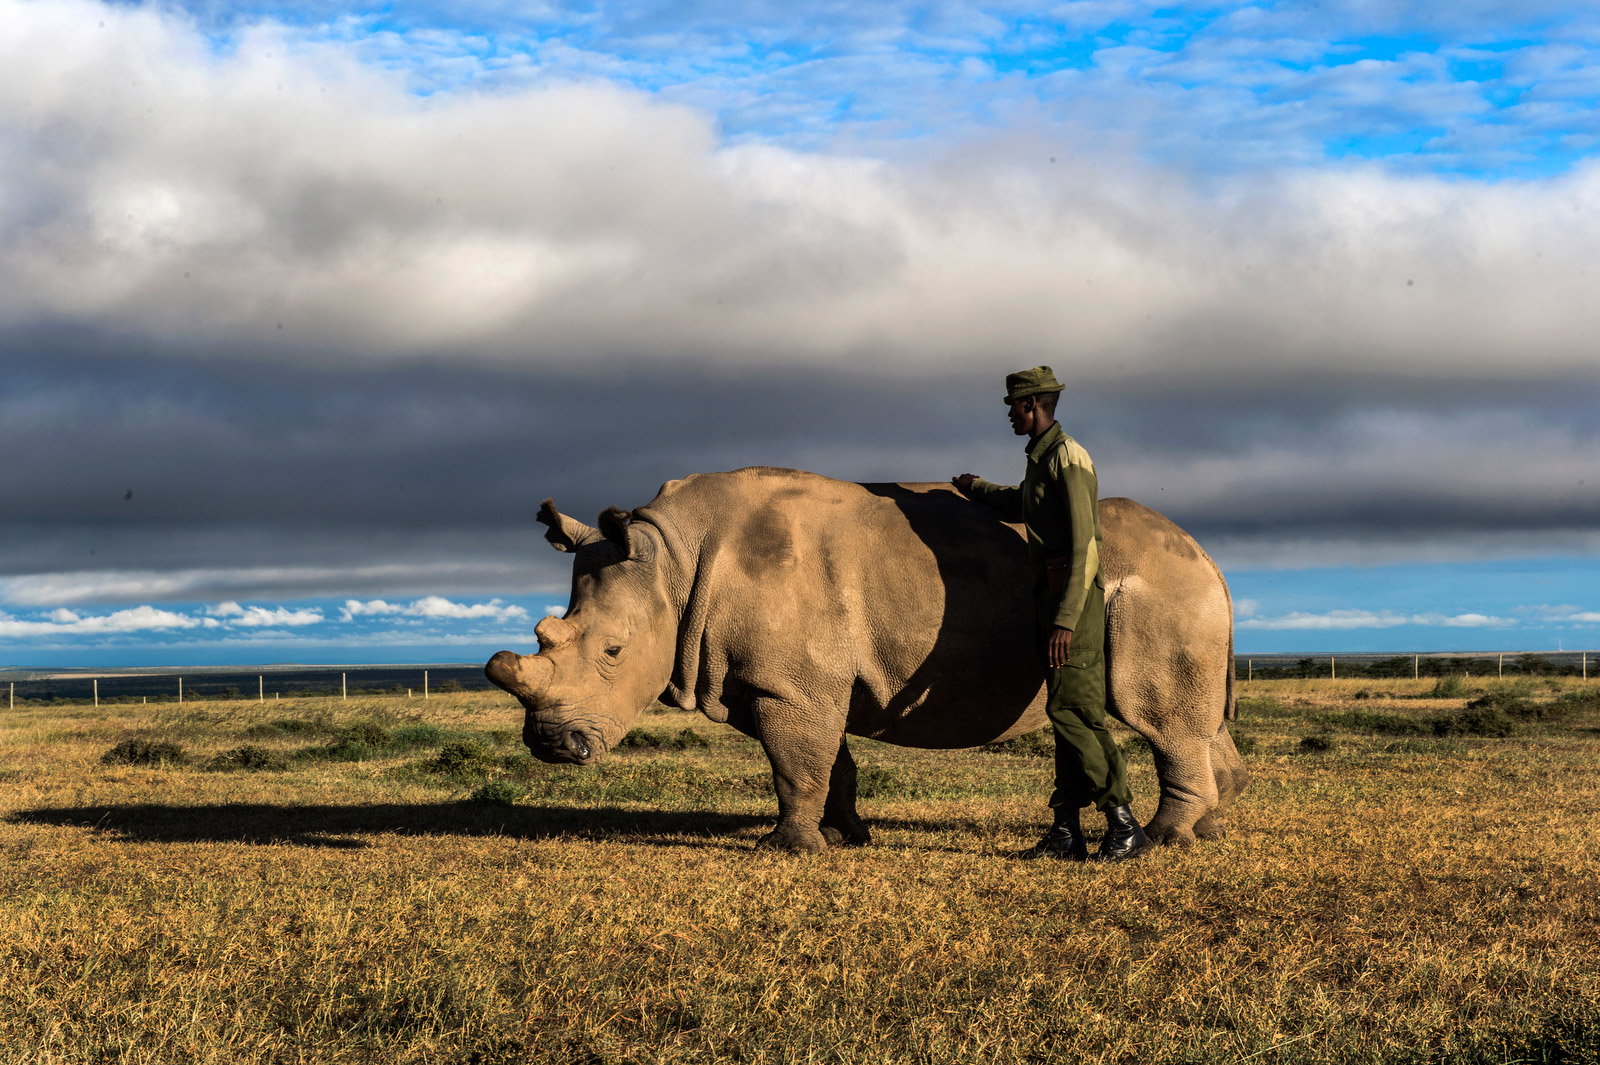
[616,728,712,750]
[982,729,1053,757]
[1431,674,1468,699]
[1326,709,1430,735]
[246,717,321,737]
[207,744,289,771]
[102,738,189,767]
[854,765,897,799]
[470,780,526,806]
[1298,735,1334,754]
[429,739,495,773]
[339,720,390,747]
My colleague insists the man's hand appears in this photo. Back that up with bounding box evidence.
[952,473,977,493]
[1046,626,1073,669]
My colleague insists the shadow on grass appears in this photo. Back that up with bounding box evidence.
[8,802,779,849]
[8,803,1007,851]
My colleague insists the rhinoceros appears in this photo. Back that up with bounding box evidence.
[486,467,1247,851]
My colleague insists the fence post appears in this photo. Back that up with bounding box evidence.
[178,677,183,704]
[1247,658,1252,681]
[1498,653,1503,678]
[93,678,98,708]
[1330,655,1335,680]
[342,673,347,701]
[1414,654,1418,680]
[424,670,429,699]
[9,681,13,709]
[259,675,264,704]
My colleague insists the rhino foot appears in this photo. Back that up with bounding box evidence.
[756,823,828,853]
[1192,812,1227,840]
[819,814,872,847]
[1141,821,1197,847]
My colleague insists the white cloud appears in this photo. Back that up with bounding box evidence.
[220,605,325,627]
[0,605,202,637]
[4,0,1600,384]
[1239,609,1517,630]
[340,596,527,622]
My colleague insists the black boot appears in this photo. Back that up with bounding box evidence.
[1097,805,1150,862]
[1015,807,1089,861]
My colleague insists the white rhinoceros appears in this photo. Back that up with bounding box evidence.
[486,467,1247,851]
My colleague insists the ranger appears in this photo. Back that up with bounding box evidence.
[953,366,1150,862]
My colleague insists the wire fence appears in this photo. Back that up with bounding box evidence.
[1237,651,1595,681]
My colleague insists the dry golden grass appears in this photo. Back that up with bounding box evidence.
[2,678,1599,1064]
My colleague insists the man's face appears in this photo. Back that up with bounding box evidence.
[1007,396,1036,436]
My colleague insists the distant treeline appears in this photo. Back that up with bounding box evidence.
[1237,654,1587,680]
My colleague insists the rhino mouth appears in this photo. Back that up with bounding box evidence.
[524,722,606,766]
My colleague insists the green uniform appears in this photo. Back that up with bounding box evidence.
[966,421,1132,812]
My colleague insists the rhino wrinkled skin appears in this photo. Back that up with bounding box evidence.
[486,467,1248,852]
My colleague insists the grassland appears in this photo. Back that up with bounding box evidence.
[2,676,1599,1064]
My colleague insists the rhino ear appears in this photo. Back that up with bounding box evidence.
[537,498,602,553]
[598,506,632,554]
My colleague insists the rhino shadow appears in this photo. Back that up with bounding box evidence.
[7,802,985,850]
[854,482,1042,745]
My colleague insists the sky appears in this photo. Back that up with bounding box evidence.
[2,0,1599,666]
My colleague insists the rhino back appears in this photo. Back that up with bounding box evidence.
[636,469,1046,748]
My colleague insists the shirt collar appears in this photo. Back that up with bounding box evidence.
[1026,420,1064,464]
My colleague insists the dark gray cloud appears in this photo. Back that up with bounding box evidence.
[6,333,1599,606]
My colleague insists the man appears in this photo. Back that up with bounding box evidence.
[953,366,1149,863]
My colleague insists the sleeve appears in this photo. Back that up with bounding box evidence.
[962,477,1025,522]
[1052,457,1100,632]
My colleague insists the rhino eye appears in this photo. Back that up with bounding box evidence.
[605,645,622,658]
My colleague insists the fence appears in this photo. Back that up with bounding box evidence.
[1,665,492,708]
[1237,651,1594,682]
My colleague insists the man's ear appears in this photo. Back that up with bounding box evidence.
[537,498,603,553]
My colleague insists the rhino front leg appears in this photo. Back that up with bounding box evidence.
[752,701,840,853]
[820,736,871,847]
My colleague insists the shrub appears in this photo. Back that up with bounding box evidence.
[617,727,712,750]
[245,717,320,737]
[207,744,289,771]
[1431,674,1468,699]
[470,780,526,806]
[340,720,390,747]
[429,739,495,773]
[855,765,897,799]
[1326,709,1430,735]
[102,739,189,767]
[982,729,1053,756]
[1298,735,1334,753]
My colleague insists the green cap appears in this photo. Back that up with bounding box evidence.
[1003,365,1064,404]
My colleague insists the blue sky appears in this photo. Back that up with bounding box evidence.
[3,0,1600,666]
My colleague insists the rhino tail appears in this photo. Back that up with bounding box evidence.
[1224,623,1237,722]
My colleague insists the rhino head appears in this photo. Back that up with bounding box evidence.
[485,498,677,765]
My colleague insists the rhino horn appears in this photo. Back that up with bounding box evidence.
[485,650,554,699]
[537,498,603,553]
[535,615,577,651]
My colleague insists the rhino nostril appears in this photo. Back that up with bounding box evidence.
[564,731,591,761]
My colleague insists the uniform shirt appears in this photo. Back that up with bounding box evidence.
[964,421,1102,632]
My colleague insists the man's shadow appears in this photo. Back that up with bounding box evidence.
[8,802,978,850]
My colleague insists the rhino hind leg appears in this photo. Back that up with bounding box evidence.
[819,737,871,847]
[1140,731,1222,847]
[1192,725,1250,840]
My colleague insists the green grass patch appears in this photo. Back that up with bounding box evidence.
[981,729,1053,756]
[206,744,290,772]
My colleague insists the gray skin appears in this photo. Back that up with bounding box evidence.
[486,468,1248,852]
